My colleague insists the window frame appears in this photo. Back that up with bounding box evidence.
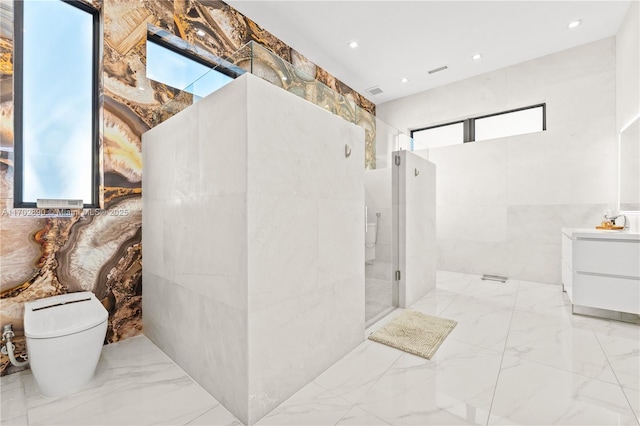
[410,120,465,150]
[13,0,101,208]
[410,103,546,146]
[146,33,241,82]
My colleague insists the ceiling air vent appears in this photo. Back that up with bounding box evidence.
[428,65,448,74]
[366,86,384,96]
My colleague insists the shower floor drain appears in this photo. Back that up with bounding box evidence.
[481,274,508,283]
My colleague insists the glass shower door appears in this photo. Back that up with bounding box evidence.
[364,120,408,326]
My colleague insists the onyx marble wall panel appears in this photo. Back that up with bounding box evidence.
[0,0,375,376]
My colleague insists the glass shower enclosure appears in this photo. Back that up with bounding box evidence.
[364,119,412,326]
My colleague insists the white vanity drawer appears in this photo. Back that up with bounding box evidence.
[574,238,640,278]
[574,273,640,314]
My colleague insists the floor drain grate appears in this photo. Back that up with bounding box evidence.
[481,274,508,283]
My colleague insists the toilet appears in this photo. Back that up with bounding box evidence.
[24,292,108,398]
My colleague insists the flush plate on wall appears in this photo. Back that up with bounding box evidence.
[36,199,84,209]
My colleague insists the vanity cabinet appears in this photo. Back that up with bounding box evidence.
[562,228,640,315]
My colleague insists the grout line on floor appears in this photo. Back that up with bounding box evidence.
[591,326,639,424]
[484,278,518,426]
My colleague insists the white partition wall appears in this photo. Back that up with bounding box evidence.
[393,150,437,307]
[142,74,365,425]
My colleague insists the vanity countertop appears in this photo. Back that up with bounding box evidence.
[562,227,640,241]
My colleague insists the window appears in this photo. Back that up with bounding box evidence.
[14,0,100,207]
[146,36,234,102]
[475,105,545,141]
[412,121,464,150]
[410,104,546,149]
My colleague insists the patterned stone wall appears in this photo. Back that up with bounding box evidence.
[0,0,375,376]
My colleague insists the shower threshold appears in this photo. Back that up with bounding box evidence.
[365,305,398,329]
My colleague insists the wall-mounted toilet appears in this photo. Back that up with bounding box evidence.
[24,292,108,398]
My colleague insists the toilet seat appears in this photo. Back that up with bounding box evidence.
[24,292,108,339]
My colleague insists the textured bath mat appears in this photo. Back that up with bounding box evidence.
[368,310,457,360]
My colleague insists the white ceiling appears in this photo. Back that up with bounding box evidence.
[226,0,632,105]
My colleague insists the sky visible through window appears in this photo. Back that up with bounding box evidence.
[412,122,464,150]
[146,40,233,101]
[22,0,94,203]
[475,107,544,141]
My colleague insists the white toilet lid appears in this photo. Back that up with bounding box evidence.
[24,292,108,339]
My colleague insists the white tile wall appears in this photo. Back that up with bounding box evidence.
[616,1,640,131]
[395,151,437,307]
[143,74,365,425]
[379,38,618,284]
[616,3,640,221]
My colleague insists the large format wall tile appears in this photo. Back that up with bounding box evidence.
[437,239,508,278]
[616,1,639,130]
[396,151,436,308]
[143,75,364,425]
[437,205,507,243]
[379,38,618,284]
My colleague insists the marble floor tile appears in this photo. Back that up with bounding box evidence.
[356,339,501,425]
[461,276,519,306]
[439,294,514,352]
[24,346,181,416]
[22,337,180,412]
[313,340,402,404]
[99,334,174,368]
[26,364,218,425]
[0,415,28,425]
[513,279,573,317]
[623,387,640,424]
[434,270,474,293]
[185,404,244,425]
[409,288,459,316]
[1,271,637,426]
[505,310,618,384]
[255,382,352,425]
[0,370,27,392]
[0,336,226,426]
[489,356,639,425]
[1,373,27,425]
[336,406,391,425]
[592,320,640,391]
[436,270,475,283]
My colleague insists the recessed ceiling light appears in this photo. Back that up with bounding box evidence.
[568,20,581,29]
[282,76,288,81]
[472,53,483,61]
[196,29,206,37]
[401,77,409,83]
[348,41,358,48]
